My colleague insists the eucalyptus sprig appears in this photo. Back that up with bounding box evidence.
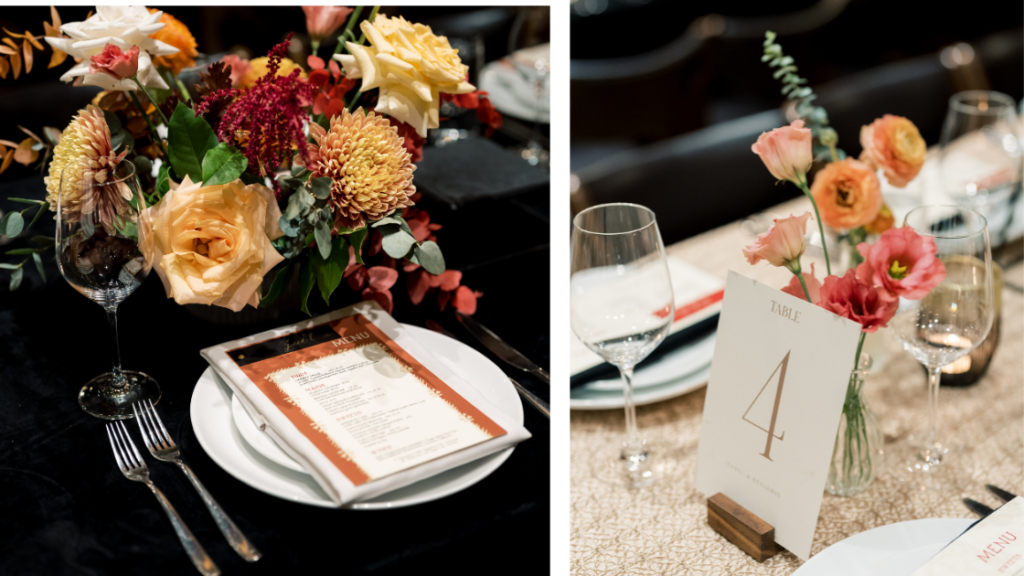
[762,31,844,162]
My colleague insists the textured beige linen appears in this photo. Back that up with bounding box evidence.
[571,196,1024,575]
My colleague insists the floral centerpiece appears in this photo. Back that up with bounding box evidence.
[0,5,499,318]
[744,32,945,496]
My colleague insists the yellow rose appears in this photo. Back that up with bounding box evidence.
[143,176,284,311]
[334,15,475,137]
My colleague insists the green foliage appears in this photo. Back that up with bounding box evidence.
[762,31,843,160]
[409,241,445,275]
[31,253,44,282]
[259,260,294,308]
[298,252,316,316]
[311,235,348,305]
[371,214,445,274]
[103,110,134,153]
[348,227,368,265]
[8,267,22,291]
[167,102,219,183]
[155,164,172,199]
[1,211,24,238]
[201,143,248,186]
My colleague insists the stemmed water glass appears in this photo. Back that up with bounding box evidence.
[938,91,1021,243]
[571,203,674,487]
[56,158,160,419]
[889,206,994,490]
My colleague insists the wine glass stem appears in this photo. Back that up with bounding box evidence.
[619,365,641,453]
[925,365,942,455]
[106,305,126,390]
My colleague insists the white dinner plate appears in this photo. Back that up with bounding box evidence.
[190,324,523,509]
[478,61,550,124]
[230,394,305,473]
[793,518,974,576]
[570,365,712,410]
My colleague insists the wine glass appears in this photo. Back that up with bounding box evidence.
[938,91,1021,244]
[56,157,160,419]
[889,206,994,490]
[571,203,674,487]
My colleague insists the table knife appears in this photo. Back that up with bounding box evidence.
[455,312,549,384]
[963,497,997,518]
[986,484,1017,503]
[425,320,549,419]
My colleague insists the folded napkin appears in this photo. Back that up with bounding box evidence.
[912,496,1022,576]
[570,256,723,386]
[201,301,531,506]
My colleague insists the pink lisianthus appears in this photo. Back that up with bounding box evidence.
[89,44,140,81]
[818,270,898,333]
[781,262,822,303]
[743,212,812,269]
[752,120,813,185]
[302,6,354,42]
[855,226,946,300]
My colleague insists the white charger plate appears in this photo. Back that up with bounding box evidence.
[478,62,550,124]
[570,333,715,410]
[190,324,523,509]
[793,518,974,575]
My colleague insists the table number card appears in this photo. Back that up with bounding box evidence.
[695,270,862,560]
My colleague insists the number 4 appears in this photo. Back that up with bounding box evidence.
[742,351,790,461]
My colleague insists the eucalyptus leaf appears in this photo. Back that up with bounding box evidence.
[31,252,45,282]
[167,102,218,183]
[278,176,304,191]
[410,241,445,275]
[26,204,48,231]
[9,267,22,291]
[6,198,44,205]
[111,129,132,153]
[202,143,248,186]
[0,263,18,270]
[380,225,416,259]
[314,221,332,260]
[102,109,123,133]
[31,235,54,246]
[299,256,315,316]
[4,212,24,238]
[348,227,368,265]
[280,217,303,238]
[372,216,404,228]
[309,177,333,199]
[0,212,10,236]
[259,261,293,308]
[133,156,153,178]
[5,247,47,255]
[312,235,348,306]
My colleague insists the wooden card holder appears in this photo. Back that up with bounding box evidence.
[707,492,777,562]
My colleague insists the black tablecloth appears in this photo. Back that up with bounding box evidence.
[0,175,549,575]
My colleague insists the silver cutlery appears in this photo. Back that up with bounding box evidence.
[986,484,1017,502]
[454,312,550,384]
[963,497,997,518]
[133,400,262,562]
[426,320,549,419]
[106,422,220,576]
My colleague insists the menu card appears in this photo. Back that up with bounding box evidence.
[913,497,1023,576]
[202,301,530,506]
[694,270,862,560]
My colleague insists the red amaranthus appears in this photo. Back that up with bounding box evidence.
[196,35,315,175]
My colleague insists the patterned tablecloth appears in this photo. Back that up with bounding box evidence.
[570,196,1024,575]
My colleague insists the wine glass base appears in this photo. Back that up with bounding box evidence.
[78,370,161,420]
[887,437,974,492]
[591,438,660,489]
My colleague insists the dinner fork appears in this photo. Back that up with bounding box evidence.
[106,422,220,576]
[133,400,262,562]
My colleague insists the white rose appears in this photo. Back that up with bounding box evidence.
[44,6,179,91]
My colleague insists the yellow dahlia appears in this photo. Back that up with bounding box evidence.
[238,56,305,88]
[148,9,198,75]
[307,108,416,231]
[45,105,129,228]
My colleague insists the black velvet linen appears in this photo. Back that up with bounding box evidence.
[0,175,549,575]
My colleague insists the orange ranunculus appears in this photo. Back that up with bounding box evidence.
[742,212,812,269]
[147,9,198,75]
[863,203,895,235]
[751,120,813,185]
[810,158,882,230]
[859,114,926,188]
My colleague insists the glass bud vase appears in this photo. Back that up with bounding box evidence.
[827,353,883,497]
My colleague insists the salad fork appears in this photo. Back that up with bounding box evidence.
[106,422,220,576]
[133,400,262,562]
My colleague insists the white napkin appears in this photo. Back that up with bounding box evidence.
[200,301,531,506]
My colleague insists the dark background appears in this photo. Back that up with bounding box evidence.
[0,5,550,575]
[570,0,1023,245]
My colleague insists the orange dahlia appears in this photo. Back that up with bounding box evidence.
[148,8,198,75]
[306,108,416,231]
